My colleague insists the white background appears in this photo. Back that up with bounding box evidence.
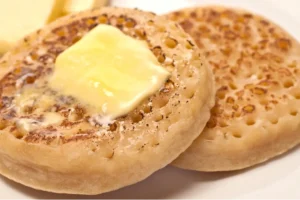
[1,0,300,199]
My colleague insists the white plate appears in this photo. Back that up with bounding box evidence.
[1,0,300,199]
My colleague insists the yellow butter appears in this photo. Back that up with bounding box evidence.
[63,0,108,14]
[49,24,170,119]
[0,0,65,54]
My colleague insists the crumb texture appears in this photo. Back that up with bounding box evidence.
[0,7,214,194]
[168,6,300,171]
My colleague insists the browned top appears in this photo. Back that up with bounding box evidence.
[0,7,203,148]
[168,6,300,140]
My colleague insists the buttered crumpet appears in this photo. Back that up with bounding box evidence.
[0,7,214,194]
[167,6,300,171]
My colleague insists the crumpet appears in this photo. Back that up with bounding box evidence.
[167,6,300,171]
[0,7,214,194]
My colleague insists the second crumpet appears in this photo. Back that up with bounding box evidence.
[167,6,300,171]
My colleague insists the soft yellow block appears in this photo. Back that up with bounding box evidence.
[0,0,65,54]
[63,0,108,14]
[49,24,170,119]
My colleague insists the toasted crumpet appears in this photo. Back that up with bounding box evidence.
[166,6,300,171]
[0,7,214,194]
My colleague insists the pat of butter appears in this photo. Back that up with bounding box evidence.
[0,0,65,54]
[63,0,108,14]
[49,24,170,119]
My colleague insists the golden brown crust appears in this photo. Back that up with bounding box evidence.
[0,7,214,194]
[166,6,300,171]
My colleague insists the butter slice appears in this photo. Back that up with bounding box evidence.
[63,0,108,14]
[49,24,170,119]
[0,0,65,54]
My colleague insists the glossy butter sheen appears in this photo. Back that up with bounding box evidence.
[49,24,170,119]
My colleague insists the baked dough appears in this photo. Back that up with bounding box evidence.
[0,7,214,194]
[167,6,300,171]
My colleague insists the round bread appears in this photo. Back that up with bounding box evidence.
[166,6,300,171]
[0,7,214,194]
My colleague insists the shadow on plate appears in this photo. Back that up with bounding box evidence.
[2,145,299,199]
[1,166,238,199]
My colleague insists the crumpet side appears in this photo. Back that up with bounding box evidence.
[167,6,300,171]
[0,7,214,194]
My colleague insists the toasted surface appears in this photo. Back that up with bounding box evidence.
[166,6,300,171]
[0,7,214,194]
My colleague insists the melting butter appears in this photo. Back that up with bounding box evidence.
[16,112,63,133]
[14,86,56,114]
[42,112,64,126]
[49,24,170,119]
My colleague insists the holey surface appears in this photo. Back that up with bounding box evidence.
[0,7,214,195]
[1,0,300,199]
[166,4,300,171]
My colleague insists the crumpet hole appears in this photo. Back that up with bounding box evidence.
[154,114,163,122]
[157,26,166,32]
[131,112,144,123]
[290,110,298,116]
[117,16,125,24]
[152,95,169,108]
[293,93,300,99]
[270,118,278,124]
[187,91,195,99]
[135,29,146,40]
[186,70,193,78]
[158,54,166,63]
[232,132,242,138]
[165,37,178,48]
[217,91,226,100]
[147,20,154,26]
[229,82,237,90]
[246,119,256,126]
[166,64,175,72]
[183,89,195,99]
[0,120,7,130]
[206,119,217,128]
[164,80,175,92]
[288,62,297,68]
[125,18,136,28]
[283,80,294,88]
[14,132,25,139]
[142,105,152,114]
[104,150,114,159]
[98,15,108,24]
[259,99,268,105]
[109,122,118,131]
[219,121,228,127]
[234,112,241,118]
[157,97,169,108]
